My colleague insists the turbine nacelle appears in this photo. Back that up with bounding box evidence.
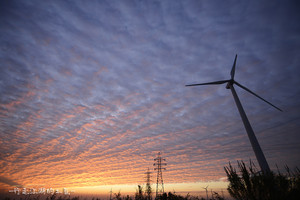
[226,79,234,89]
[185,54,282,112]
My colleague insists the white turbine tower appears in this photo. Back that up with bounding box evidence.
[203,185,209,200]
[186,55,282,173]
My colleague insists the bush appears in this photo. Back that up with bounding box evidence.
[224,161,300,200]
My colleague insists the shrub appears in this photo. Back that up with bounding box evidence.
[224,161,300,200]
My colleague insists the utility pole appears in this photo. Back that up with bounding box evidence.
[153,152,167,199]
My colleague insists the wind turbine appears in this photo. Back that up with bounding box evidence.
[203,185,209,200]
[186,54,282,173]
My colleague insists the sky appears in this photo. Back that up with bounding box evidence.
[1,0,300,197]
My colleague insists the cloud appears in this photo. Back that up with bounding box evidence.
[0,0,300,192]
[0,176,23,188]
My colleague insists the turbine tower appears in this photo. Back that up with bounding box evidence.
[153,152,167,199]
[203,185,209,200]
[186,55,282,173]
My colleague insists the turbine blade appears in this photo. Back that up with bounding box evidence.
[230,54,237,79]
[234,81,282,111]
[185,80,230,87]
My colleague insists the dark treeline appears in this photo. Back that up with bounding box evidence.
[112,184,224,200]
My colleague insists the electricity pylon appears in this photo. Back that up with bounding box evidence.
[145,168,152,200]
[153,152,167,199]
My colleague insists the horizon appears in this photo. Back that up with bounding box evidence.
[1,0,300,198]
[1,181,230,199]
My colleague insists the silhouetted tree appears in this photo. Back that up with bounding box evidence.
[114,191,122,200]
[135,185,144,200]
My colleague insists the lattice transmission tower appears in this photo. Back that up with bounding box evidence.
[153,152,167,199]
[145,168,152,200]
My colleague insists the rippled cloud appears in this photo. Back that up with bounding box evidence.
[0,0,300,192]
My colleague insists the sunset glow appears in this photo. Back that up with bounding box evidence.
[1,0,300,198]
